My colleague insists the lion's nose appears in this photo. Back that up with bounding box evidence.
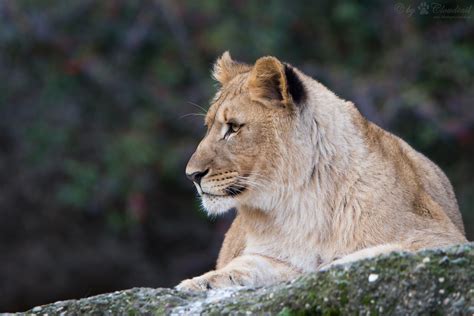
[186,169,209,185]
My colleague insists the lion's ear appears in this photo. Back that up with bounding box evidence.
[212,51,251,85]
[249,56,306,106]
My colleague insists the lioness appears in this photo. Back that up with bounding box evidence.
[177,52,467,291]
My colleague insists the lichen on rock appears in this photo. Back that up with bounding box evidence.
[21,243,474,315]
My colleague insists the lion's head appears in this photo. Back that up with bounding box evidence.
[186,52,310,215]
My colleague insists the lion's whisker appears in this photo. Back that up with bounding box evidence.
[187,101,208,114]
[234,177,268,191]
[179,112,207,120]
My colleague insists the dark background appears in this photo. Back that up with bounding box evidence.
[0,0,473,312]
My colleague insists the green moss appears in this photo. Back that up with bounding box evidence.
[322,308,341,316]
[277,307,295,316]
[361,295,372,305]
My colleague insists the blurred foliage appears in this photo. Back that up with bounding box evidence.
[0,0,473,312]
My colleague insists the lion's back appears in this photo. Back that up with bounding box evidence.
[399,137,464,234]
[364,119,465,235]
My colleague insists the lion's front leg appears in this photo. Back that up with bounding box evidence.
[320,243,405,271]
[176,254,300,291]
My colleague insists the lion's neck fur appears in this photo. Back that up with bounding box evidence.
[239,74,369,268]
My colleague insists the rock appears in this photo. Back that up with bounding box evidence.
[21,243,473,315]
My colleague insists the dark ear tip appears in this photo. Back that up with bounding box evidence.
[284,64,306,104]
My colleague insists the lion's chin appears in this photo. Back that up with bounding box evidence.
[201,194,237,215]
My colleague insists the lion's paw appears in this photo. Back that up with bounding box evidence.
[175,277,208,291]
[175,271,241,291]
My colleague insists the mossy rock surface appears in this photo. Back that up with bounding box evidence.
[20,243,474,315]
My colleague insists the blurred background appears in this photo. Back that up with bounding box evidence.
[0,0,472,312]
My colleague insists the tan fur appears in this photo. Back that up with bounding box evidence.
[176,52,467,291]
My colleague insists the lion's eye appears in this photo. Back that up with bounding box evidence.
[224,122,241,140]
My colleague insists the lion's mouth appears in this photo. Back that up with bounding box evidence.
[200,184,247,198]
[201,192,226,198]
[224,184,246,197]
